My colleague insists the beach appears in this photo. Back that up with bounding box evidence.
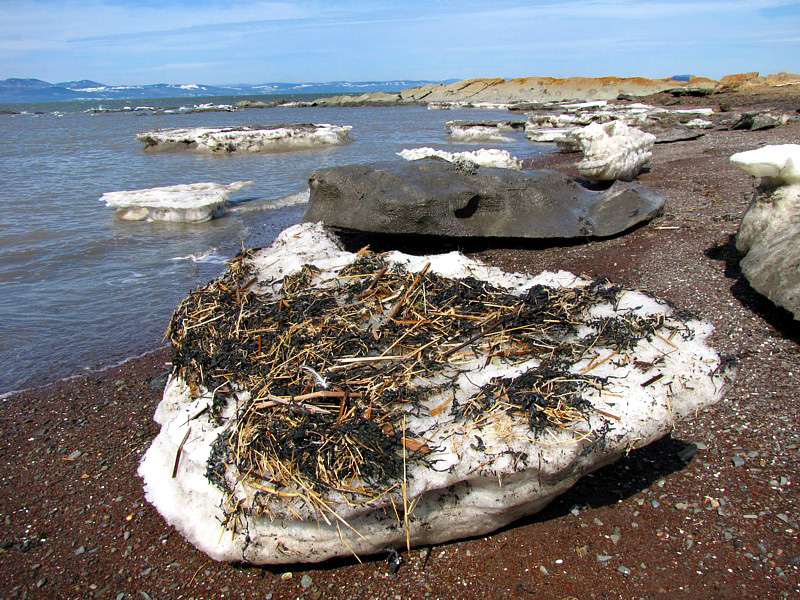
[1,88,798,598]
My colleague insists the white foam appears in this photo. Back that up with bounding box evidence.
[398,147,522,170]
[100,181,253,223]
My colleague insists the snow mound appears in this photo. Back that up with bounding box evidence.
[139,222,734,565]
[100,181,253,222]
[730,144,800,185]
[136,124,352,153]
[576,121,655,181]
[397,147,522,170]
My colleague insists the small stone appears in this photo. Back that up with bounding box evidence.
[116,594,126,600]
[67,450,82,461]
[618,566,632,576]
[36,577,47,588]
[593,518,604,526]
[610,532,621,545]
[675,502,689,511]
[280,572,292,581]
[695,442,708,450]
[597,554,613,563]
[74,546,86,555]
[651,500,661,508]
[300,574,313,589]
[780,476,790,486]
[539,565,548,575]
[777,514,790,523]
[731,456,746,467]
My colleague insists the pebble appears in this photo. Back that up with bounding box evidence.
[618,566,632,576]
[732,455,746,467]
[300,574,313,589]
[280,572,292,581]
[597,554,613,563]
[539,565,548,575]
[67,450,82,460]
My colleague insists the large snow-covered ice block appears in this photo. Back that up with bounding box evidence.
[100,181,253,222]
[576,121,655,181]
[139,222,734,564]
[136,124,352,153]
[732,144,800,319]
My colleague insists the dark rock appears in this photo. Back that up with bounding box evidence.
[649,126,706,144]
[724,111,786,131]
[304,161,665,239]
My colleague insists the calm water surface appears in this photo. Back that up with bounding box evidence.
[0,96,548,394]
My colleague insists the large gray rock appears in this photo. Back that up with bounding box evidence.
[304,160,665,238]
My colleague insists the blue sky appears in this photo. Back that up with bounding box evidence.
[1,0,798,85]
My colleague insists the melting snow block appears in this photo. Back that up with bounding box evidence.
[136,124,352,153]
[139,222,734,565]
[397,147,522,170]
[100,181,253,222]
[576,121,655,181]
[731,144,800,319]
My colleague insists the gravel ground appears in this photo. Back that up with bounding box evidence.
[1,88,798,599]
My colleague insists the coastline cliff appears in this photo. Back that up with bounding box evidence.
[315,71,800,106]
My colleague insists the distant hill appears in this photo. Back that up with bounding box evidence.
[0,78,457,104]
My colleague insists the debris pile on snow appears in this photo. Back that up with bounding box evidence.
[731,144,800,319]
[397,147,522,170]
[100,181,253,222]
[136,124,352,153]
[575,121,656,181]
[139,222,734,565]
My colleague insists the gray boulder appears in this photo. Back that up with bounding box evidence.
[304,160,665,238]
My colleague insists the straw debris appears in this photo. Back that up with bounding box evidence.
[165,249,693,526]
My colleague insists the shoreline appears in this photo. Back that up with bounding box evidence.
[1,91,798,598]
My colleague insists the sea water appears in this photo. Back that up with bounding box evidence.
[0,95,548,395]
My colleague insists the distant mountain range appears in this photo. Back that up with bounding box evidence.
[0,78,457,104]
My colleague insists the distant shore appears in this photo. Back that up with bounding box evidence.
[1,87,798,598]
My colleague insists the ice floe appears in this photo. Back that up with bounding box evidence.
[136,124,352,153]
[100,181,253,222]
[575,121,655,181]
[731,144,800,318]
[397,147,522,170]
[139,222,734,565]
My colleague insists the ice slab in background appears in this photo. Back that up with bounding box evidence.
[397,147,522,170]
[136,124,352,153]
[139,222,734,565]
[576,121,656,181]
[100,181,253,222]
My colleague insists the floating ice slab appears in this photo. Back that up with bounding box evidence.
[576,121,656,181]
[447,125,514,143]
[100,181,253,222]
[397,147,522,170]
[136,124,352,153]
[730,144,800,185]
[139,222,734,564]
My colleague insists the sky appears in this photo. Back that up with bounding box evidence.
[0,0,798,85]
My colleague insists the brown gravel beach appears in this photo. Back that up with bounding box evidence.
[1,88,798,599]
